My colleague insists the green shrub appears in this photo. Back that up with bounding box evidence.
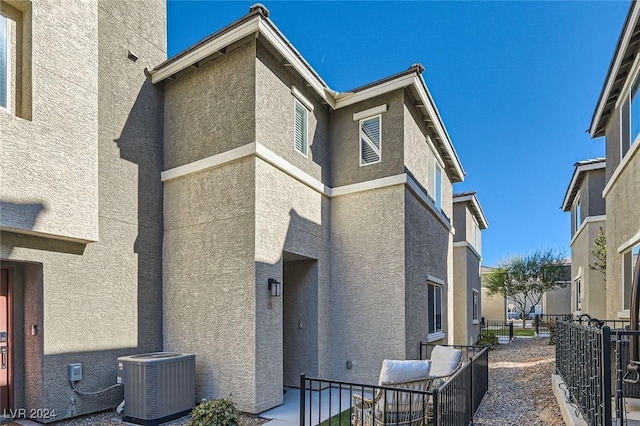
[478,331,499,350]
[549,322,557,345]
[189,397,240,426]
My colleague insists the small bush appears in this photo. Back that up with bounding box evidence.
[189,397,240,426]
[478,331,499,350]
[549,322,557,345]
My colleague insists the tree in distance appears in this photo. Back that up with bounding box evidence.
[485,249,568,320]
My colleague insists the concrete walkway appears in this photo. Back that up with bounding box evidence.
[260,386,366,425]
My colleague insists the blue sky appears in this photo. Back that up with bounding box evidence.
[167,1,629,267]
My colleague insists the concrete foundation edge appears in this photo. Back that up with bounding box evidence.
[552,374,587,426]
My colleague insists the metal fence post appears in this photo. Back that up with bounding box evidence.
[432,388,439,426]
[299,374,306,426]
[509,322,514,341]
[602,326,612,426]
[535,316,539,335]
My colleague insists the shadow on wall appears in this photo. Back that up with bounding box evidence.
[113,75,164,353]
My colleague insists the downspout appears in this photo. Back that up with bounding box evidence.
[624,254,640,383]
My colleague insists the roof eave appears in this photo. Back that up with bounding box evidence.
[453,193,489,229]
[561,161,606,211]
[590,1,640,138]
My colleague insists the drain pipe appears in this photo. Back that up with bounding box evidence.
[624,254,640,383]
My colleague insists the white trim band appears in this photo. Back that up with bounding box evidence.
[352,104,387,121]
[426,332,446,343]
[453,241,482,260]
[161,143,257,182]
[569,215,606,248]
[603,137,640,197]
[426,275,445,286]
[617,228,640,254]
[291,85,314,111]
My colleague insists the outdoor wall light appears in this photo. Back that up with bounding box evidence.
[268,278,282,297]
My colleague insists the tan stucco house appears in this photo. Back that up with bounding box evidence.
[562,158,606,319]
[451,192,488,345]
[589,0,640,321]
[0,1,481,420]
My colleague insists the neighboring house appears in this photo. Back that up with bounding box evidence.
[481,263,571,320]
[589,0,640,321]
[0,2,477,420]
[480,266,507,321]
[562,158,607,319]
[451,192,488,345]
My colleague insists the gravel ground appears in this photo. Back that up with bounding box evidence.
[474,337,563,426]
[48,411,267,426]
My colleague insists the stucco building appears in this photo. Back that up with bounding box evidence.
[0,1,481,420]
[589,0,640,321]
[451,192,488,345]
[562,158,606,319]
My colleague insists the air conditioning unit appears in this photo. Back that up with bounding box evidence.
[117,352,195,426]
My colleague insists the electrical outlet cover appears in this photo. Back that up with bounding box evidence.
[69,363,82,382]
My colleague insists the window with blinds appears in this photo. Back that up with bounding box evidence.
[359,115,381,165]
[294,100,308,156]
[0,15,7,109]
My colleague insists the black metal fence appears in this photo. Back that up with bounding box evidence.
[555,319,640,425]
[531,314,572,336]
[299,345,489,426]
[480,320,514,342]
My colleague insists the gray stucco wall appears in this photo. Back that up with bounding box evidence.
[586,170,606,217]
[571,220,607,319]
[605,149,640,319]
[163,158,257,412]
[404,188,450,357]
[605,107,621,182]
[329,185,406,383]
[452,204,466,243]
[0,0,166,420]
[329,91,405,187]
[163,39,256,170]
[452,247,481,346]
[0,0,99,242]
[254,158,331,412]
[255,41,330,183]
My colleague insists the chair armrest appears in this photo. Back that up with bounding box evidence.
[352,393,375,409]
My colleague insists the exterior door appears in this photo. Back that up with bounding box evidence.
[0,268,11,410]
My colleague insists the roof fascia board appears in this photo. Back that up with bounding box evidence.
[562,161,606,211]
[257,20,335,108]
[590,2,640,136]
[412,76,465,182]
[151,17,261,84]
[452,194,489,229]
[333,74,415,109]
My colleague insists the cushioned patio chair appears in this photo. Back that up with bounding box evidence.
[351,359,433,426]
[351,347,463,426]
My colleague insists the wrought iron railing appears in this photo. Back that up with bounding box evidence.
[299,345,489,426]
[480,320,514,342]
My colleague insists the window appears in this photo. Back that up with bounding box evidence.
[294,99,308,156]
[472,218,481,250]
[623,243,640,311]
[472,290,479,322]
[428,282,442,335]
[573,197,583,233]
[435,162,442,210]
[632,77,640,150]
[0,14,7,109]
[360,115,381,165]
[575,278,582,311]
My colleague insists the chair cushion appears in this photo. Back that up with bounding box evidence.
[429,345,462,377]
[378,359,432,385]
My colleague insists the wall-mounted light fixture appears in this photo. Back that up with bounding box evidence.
[268,278,282,297]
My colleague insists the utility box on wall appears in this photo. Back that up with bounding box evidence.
[117,352,195,426]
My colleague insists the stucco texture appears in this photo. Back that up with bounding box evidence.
[570,221,607,319]
[0,0,166,420]
[0,0,99,242]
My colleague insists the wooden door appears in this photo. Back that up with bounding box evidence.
[0,268,11,410]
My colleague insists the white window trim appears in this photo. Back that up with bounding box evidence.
[353,104,387,121]
[617,228,640,254]
[293,99,309,157]
[434,160,442,210]
[472,289,480,323]
[291,85,314,111]
[359,114,382,167]
[569,215,606,248]
[573,195,582,234]
[427,277,444,339]
[0,15,10,112]
[622,242,640,312]
[604,138,640,196]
